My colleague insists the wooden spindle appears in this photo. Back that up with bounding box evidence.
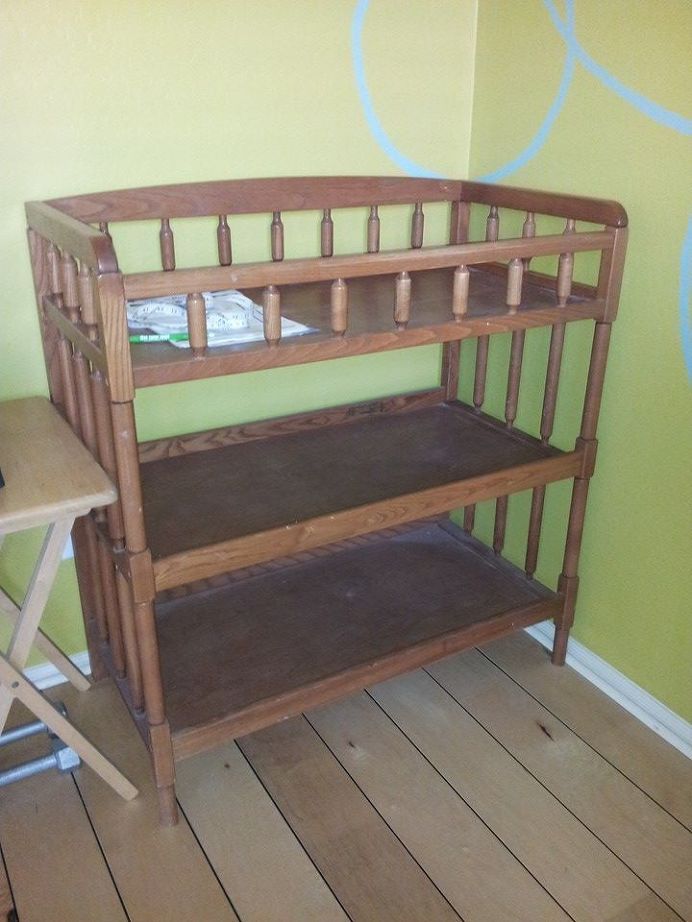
[525,485,546,578]
[78,263,97,329]
[494,326,527,555]
[90,367,129,669]
[493,496,508,554]
[115,571,144,711]
[91,368,125,543]
[52,249,82,435]
[506,257,523,312]
[394,271,411,329]
[99,540,126,676]
[473,335,489,410]
[56,333,79,434]
[330,278,348,335]
[83,363,127,679]
[321,209,334,257]
[47,244,62,301]
[66,261,116,665]
[465,332,490,533]
[505,330,525,428]
[263,285,281,346]
[28,230,65,410]
[452,265,469,321]
[580,321,612,441]
[61,253,80,319]
[98,221,112,243]
[367,205,380,253]
[441,340,460,400]
[525,320,566,577]
[486,205,499,242]
[522,211,536,269]
[271,211,284,261]
[217,215,232,266]
[449,199,470,247]
[442,199,470,402]
[557,218,576,305]
[160,218,175,270]
[540,322,566,442]
[186,292,207,356]
[411,203,424,249]
[463,506,475,534]
[69,327,110,653]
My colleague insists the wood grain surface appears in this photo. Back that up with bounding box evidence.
[0,397,115,532]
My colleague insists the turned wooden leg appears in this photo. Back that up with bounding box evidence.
[551,625,570,666]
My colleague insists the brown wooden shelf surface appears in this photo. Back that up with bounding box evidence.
[141,400,569,568]
[156,521,560,760]
[131,267,599,385]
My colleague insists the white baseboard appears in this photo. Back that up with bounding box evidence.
[526,622,692,759]
[24,651,91,690]
[25,632,692,761]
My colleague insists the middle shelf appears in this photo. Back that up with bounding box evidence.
[141,391,582,591]
[140,397,583,590]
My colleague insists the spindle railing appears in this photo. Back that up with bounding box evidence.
[217,215,232,266]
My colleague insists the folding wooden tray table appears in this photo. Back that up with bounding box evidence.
[0,396,136,800]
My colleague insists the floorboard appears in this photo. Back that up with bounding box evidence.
[239,716,461,922]
[1,633,690,922]
[0,849,13,920]
[483,632,692,829]
[0,700,127,922]
[371,669,679,922]
[176,740,348,922]
[308,691,569,922]
[428,649,692,919]
[61,682,238,922]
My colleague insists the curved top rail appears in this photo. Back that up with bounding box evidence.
[461,180,628,228]
[25,202,118,274]
[45,177,463,224]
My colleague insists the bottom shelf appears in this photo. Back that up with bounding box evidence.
[155,520,562,760]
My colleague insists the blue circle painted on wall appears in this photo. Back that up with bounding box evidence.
[351,0,692,379]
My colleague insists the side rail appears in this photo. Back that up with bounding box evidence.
[121,231,622,352]
[26,200,175,819]
[456,181,628,664]
[25,204,143,710]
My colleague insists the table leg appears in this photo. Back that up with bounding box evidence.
[0,589,91,692]
[0,655,137,800]
[0,517,74,729]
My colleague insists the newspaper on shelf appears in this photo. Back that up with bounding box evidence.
[127,289,314,348]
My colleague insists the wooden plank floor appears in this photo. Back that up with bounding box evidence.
[1,633,690,922]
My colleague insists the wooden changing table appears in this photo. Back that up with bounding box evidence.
[24,176,627,824]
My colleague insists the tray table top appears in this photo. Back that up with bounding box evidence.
[0,397,116,533]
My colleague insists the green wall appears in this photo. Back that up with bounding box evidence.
[1,1,690,722]
[469,0,691,720]
[0,1,475,661]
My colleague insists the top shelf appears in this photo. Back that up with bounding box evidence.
[130,266,603,386]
